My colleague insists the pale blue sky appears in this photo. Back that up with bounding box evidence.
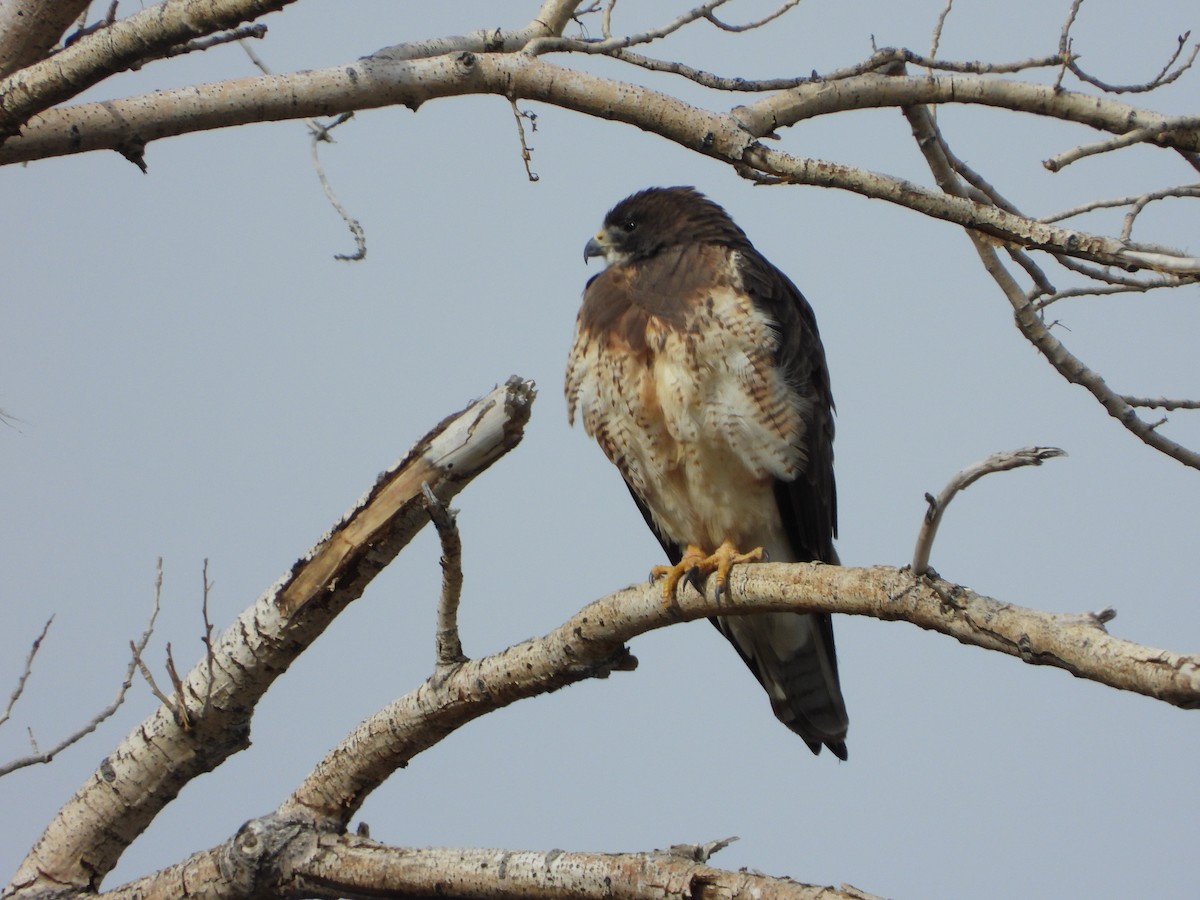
[3,2,1198,897]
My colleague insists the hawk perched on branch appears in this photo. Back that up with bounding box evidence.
[565,187,849,758]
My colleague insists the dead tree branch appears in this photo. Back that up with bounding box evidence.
[0,561,162,779]
[4,378,536,896]
[100,830,885,900]
[912,447,1067,575]
[422,483,466,670]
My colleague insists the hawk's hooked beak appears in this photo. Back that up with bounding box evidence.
[583,232,606,264]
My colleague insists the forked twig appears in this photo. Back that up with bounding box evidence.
[913,448,1067,575]
[0,560,162,777]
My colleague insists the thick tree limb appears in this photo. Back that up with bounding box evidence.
[100,829,884,900]
[3,378,536,897]
[0,0,91,79]
[0,0,299,139]
[2,52,1193,274]
[73,559,1200,899]
[280,558,1198,833]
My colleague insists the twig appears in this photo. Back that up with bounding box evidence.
[525,0,730,55]
[1069,31,1200,94]
[1032,281,1182,310]
[607,44,1064,94]
[309,115,366,261]
[163,643,191,729]
[62,1,117,48]
[1054,0,1084,91]
[1,617,54,730]
[422,483,467,670]
[132,648,173,708]
[201,559,215,717]
[0,559,162,777]
[1044,118,1200,172]
[928,0,954,59]
[1122,396,1200,411]
[912,448,1066,575]
[602,0,616,39]
[161,24,267,61]
[1040,185,1200,224]
[240,39,365,261]
[705,0,800,33]
[508,97,540,182]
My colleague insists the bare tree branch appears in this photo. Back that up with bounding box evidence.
[309,114,366,261]
[5,379,536,895]
[902,97,1200,470]
[0,617,54,731]
[0,559,162,779]
[0,0,91,79]
[93,557,1200,899]
[101,829,885,900]
[422,483,466,670]
[705,0,802,34]
[1069,30,1200,94]
[1122,395,1200,411]
[928,0,955,59]
[4,54,1195,277]
[912,448,1066,575]
[0,0,299,140]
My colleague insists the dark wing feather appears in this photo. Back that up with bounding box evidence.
[737,246,838,563]
[722,243,849,759]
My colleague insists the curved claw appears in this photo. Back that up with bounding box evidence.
[651,540,765,606]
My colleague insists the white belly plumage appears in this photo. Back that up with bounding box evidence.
[567,284,807,561]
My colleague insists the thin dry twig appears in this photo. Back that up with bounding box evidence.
[508,97,540,182]
[201,559,215,717]
[1044,117,1200,172]
[705,0,800,33]
[1,617,54,730]
[1069,30,1200,94]
[1032,280,1183,309]
[525,0,729,55]
[1040,185,1200,224]
[928,0,954,58]
[1122,395,1200,411]
[0,560,162,777]
[604,44,1065,94]
[308,114,366,261]
[161,24,267,61]
[240,39,364,261]
[62,0,117,48]
[422,483,467,670]
[913,448,1067,575]
[1055,0,1084,91]
[162,643,190,729]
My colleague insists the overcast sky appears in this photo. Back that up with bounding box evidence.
[3,2,1198,898]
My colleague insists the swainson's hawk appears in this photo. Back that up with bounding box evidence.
[566,187,849,758]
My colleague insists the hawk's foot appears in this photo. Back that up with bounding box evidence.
[651,540,765,604]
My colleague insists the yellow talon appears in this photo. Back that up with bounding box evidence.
[651,539,765,604]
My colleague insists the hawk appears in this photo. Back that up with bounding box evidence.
[565,187,849,758]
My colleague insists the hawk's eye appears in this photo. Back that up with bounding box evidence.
[621,219,638,233]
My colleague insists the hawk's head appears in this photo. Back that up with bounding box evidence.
[584,186,749,267]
